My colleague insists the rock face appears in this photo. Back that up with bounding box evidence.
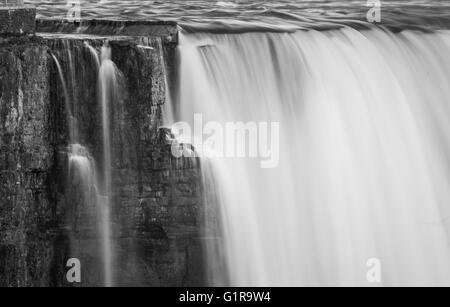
[0,36,57,286]
[0,21,206,286]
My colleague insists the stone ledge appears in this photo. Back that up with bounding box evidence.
[0,7,36,35]
[36,19,178,43]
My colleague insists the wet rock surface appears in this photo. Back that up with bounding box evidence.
[0,24,205,286]
[0,36,59,286]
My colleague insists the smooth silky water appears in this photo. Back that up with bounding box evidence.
[97,43,122,287]
[50,40,120,286]
[37,0,450,286]
[174,28,450,286]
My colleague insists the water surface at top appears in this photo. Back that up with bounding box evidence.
[29,0,450,32]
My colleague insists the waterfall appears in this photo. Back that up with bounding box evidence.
[175,28,450,286]
[67,143,98,225]
[68,143,118,287]
[97,42,121,287]
[51,53,77,143]
[51,41,118,286]
[84,41,101,70]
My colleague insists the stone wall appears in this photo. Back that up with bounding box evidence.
[0,35,59,286]
[0,21,206,286]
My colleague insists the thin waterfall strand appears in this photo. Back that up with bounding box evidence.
[98,43,121,287]
[51,53,77,143]
[85,41,100,70]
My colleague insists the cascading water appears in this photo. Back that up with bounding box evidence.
[63,40,79,141]
[51,53,77,142]
[97,42,121,287]
[67,144,98,222]
[175,28,450,286]
[51,41,118,286]
[85,41,101,70]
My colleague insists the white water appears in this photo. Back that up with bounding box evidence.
[84,41,101,70]
[68,144,98,210]
[176,28,450,286]
[51,54,78,143]
[52,42,118,286]
[98,43,120,287]
[68,143,118,287]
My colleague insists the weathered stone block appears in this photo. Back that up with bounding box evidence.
[0,7,35,35]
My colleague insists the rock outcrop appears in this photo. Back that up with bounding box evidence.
[0,18,205,286]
